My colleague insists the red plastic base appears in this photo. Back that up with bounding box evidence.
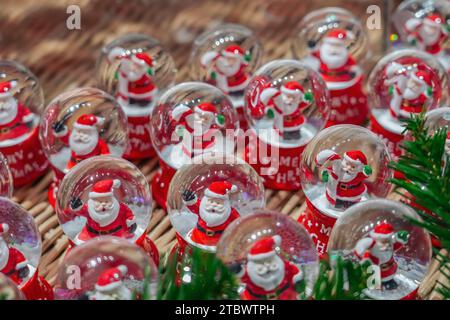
[1,128,48,187]
[123,115,156,160]
[151,160,176,210]
[297,198,337,258]
[20,269,54,300]
[243,131,305,190]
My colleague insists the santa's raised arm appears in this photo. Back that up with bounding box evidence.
[0,223,30,285]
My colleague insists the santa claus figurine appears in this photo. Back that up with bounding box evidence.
[87,265,132,300]
[69,179,137,242]
[384,64,433,120]
[305,28,368,125]
[231,235,302,300]
[316,149,372,210]
[52,114,110,171]
[171,102,225,159]
[181,181,240,247]
[0,223,30,285]
[446,131,450,156]
[108,47,157,110]
[258,81,313,141]
[405,14,449,70]
[0,80,35,143]
[201,44,251,96]
[354,222,409,290]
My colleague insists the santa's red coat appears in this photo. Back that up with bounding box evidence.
[0,103,34,141]
[241,260,300,300]
[77,203,135,241]
[313,51,357,83]
[407,29,446,55]
[325,170,368,205]
[215,64,249,92]
[265,95,309,133]
[0,247,27,285]
[354,238,404,281]
[391,86,428,117]
[176,122,219,158]
[186,199,240,246]
[120,73,156,100]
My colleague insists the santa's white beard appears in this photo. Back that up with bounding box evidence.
[120,60,146,82]
[216,57,241,77]
[403,86,423,100]
[339,168,358,183]
[199,197,231,227]
[0,239,9,270]
[87,198,120,227]
[279,96,301,115]
[187,118,213,137]
[419,26,441,46]
[92,284,132,300]
[247,256,285,291]
[371,242,393,264]
[0,98,18,125]
[319,44,349,69]
[69,130,99,156]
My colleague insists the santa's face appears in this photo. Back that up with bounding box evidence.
[120,58,147,82]
[319,42,349,69]
[199,196,231,227]
[340,158,360,182]
[69,127,99,156]
[0,238,9,270]
[0,96,18,125]
[420,24,442,46]
[372,238,394,264]
[91,283,132,300]
[188,112,214,136]
[216,55,242,77]
[247,255,285,291]
[404,77,426,100]
[87,196,120,227]
[280,92,301,115]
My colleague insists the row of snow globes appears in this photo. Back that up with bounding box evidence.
[0,0,448,300]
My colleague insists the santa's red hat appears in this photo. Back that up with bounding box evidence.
[222,44,245,58]
[323,29,354,45]
[281,81,304,96]
[89,179,121,199]
[446,131,450,143]
[204,181,237,199]
[0,223,9,234]
[411,70,432,88]
[344,150,368,166]
[95,265,128,292]
[0,80,17,99]
[194,102,218,119]
[370,222,394,240]
[131,52,153,68]
[248,235,281,261]
[201,44,246,66]
[424,14,445,29]
[74,114,105,131]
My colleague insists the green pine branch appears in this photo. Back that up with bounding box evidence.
[389,113,450,299]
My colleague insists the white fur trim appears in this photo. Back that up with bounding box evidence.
[194,106,215,118]
[248,250,276,261]
[108,47,126,62]
[260,87,279,105]
[370,230,393,240]
[89,191,113,198]
[332,186,367,201]
[293,270,303,283]
[344,153,363,166]
[201,51,219,67]
[126,218,135,227]
[354,237,375,258]
[1,223,9,233]
[326,73,361,90]
[221,50,243,58]
[316,149,339,166]
[204,189,229,199]
[280,86,302,96]
[172,104,191,122]
[126,89,156,99]
[117,265,128,275]
[405,18,422,32]
[227,77,250,92]
[74,116,105,130]
[272,235,281,246]
[112,179,121,188]
[15,261,28,269]
[95,281,122,292]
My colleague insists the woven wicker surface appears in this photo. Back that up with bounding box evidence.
[0,0,446,299]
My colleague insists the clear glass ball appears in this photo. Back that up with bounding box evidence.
[0,152,13,198]
[425,106,450,132]
[149,81,239,169]
[167,153,265,251]
[328,199,432,300]
[0,60,44,147]
[96,33,177,116]
[0,197,41,288]
[391,0,449,59]
[291,7,370,64]
[216,210,319,299]
[0,273,25,300]
[368,49,448,135]
[301,125,393,218]
[189,23,262,100]
[54,236,157,300]
[55,155,152,246]
[244,59,330,148]
[39,87,128,174]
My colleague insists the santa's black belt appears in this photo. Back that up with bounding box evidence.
[246,282,291,300]
[196,223,224,237]
[319,69,349,77]
[339,182,361,190]
[0,122,22,134]
[86,224,123,235]
[3,268,15,276]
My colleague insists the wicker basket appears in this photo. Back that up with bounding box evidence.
[0,0,446,299]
